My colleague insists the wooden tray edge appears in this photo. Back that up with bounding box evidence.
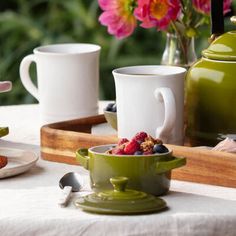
[40,115,236,188]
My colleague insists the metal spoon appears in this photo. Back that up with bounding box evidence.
[58,172,82,207]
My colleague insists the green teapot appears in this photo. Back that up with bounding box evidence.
[186,0,236,146]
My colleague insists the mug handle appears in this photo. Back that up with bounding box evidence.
[156,156,186,174]
[19,54,39,101]
[154,87,176,143]
[75,148,89,170]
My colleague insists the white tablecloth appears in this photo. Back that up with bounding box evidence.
[0,104,236,236]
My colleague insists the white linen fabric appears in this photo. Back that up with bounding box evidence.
[1,182,236,236]
[0,104,236,236]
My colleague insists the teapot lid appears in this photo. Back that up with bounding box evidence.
[74,177,167,215]
[202,17,236,61]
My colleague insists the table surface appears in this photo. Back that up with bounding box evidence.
[1,103,236,236]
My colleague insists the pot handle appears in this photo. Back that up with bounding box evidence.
[156,156,186,174]
[0,127,9,138]
[75,148,89,170]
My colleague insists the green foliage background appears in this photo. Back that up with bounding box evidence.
[0,0,234,105]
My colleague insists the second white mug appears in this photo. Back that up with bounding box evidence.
[113,65,186,145]
[20,43,101,124]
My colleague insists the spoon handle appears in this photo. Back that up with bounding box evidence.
[58,186,72,207]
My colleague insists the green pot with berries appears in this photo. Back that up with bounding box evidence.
[76,132,186,196]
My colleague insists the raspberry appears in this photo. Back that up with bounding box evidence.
[118,138,129,146]
[124,140,140,155]
[133,132,148,143]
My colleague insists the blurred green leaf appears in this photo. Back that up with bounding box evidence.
[0,0,223,104]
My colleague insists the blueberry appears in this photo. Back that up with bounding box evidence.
[105,103,115,112]
[153,144,169,153]
[111,103,117,112]
[134,150,143,155]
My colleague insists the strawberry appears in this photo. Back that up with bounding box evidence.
[133,132,148,143]
[124,140,140,155]
[112,148,125,155]
[0,155,7,169]
[118,138,129,146]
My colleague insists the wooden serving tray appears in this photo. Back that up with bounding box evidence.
[41,115,118,165]
[41,115,236,188]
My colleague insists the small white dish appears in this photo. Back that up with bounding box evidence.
[0,148,38,179]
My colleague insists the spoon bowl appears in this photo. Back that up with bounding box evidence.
[59,172,82,192]
[58,172,83,207]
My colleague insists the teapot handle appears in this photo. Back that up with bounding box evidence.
[210,0,224,41]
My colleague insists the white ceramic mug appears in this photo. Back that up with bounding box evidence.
[20,43,101,124]
[113,65,186,145]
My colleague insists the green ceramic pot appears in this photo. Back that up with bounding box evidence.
[76,144,186,196]
[186,28,236,146]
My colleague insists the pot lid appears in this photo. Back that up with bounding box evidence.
[74,177,167,215]
[202,17,236,61]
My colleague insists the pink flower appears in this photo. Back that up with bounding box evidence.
[193,0,232,15]
[134,0,181,30]
[98,0,137,39]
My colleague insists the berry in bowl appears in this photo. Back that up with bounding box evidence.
[107,132,169,155]
[76,132,186,196]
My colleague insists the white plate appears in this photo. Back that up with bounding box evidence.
[0,148,38,179]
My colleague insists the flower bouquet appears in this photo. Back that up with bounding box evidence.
[98,0,232,66]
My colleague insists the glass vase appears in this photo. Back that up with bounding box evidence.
[161,33,197,68]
